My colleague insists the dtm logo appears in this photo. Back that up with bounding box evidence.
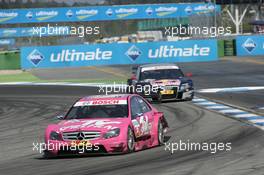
[27,49,44,66]
[243,38,256,53]
[126,45,142,61]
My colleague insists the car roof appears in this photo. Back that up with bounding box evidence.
[139,63,179,68]
[139,63,179,72]
[78,94,130,102]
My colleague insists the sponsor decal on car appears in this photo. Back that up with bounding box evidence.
[141,65,179,72]
[70,140,91,147]
[74,100,127,107]
[132,116,151,137]
[153,79,181,86]
[60,120,121,131]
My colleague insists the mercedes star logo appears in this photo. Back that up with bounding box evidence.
[77,132,85,140]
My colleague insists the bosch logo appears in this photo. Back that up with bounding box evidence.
[243,38,256,53]
[125,45,142,61]
[27,49,44,66]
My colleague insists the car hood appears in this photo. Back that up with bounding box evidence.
[55,118,129,133]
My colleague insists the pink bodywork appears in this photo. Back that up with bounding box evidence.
[44,94,167,156]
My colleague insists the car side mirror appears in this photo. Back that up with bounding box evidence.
[131,75,137,80]
[153,111,163,116]
[55,115,64,120]
[135,113,143,118]
[185,72,193,77]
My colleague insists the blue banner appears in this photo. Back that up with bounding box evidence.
[0,26,70,38]
[0,3,220,24]
[0,38,15,45]
[236,35,264,56]
[21,40,218,69]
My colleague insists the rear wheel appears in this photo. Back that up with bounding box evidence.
[158,120,165,145]
[127,127,135,152]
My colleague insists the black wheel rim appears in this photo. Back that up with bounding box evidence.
[128,129,134,151]
[158,122,164,144]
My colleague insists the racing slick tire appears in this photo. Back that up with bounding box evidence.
[157,120,165,145]
[183,92,194,101]
[152,91,162,103]
[43,150,56,159]
[186,96,194,101]
[127,127,135,152]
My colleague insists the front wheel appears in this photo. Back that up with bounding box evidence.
[152,92,162,103]
[127,127,135,152]
[43,150,55,159]
[184,92,194,101]
[158,120,165,145]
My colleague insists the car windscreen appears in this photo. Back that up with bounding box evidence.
[65,104,128,119]
[140,69,184,81]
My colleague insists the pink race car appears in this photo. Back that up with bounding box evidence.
[43,94,168,158]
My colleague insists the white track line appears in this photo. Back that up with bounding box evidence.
[195,102,218,105]
[197,86,264,93]
[206,105,230,109]
[218,109,245,113]
[233,114,259,118]
[248,119,264,123]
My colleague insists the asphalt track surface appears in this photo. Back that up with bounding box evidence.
[1,58,264,175]
[31,57,264,112]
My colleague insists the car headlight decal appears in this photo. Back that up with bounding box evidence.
[180,83,190,91]
[103,128,120,139]
[49,131,61,140]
